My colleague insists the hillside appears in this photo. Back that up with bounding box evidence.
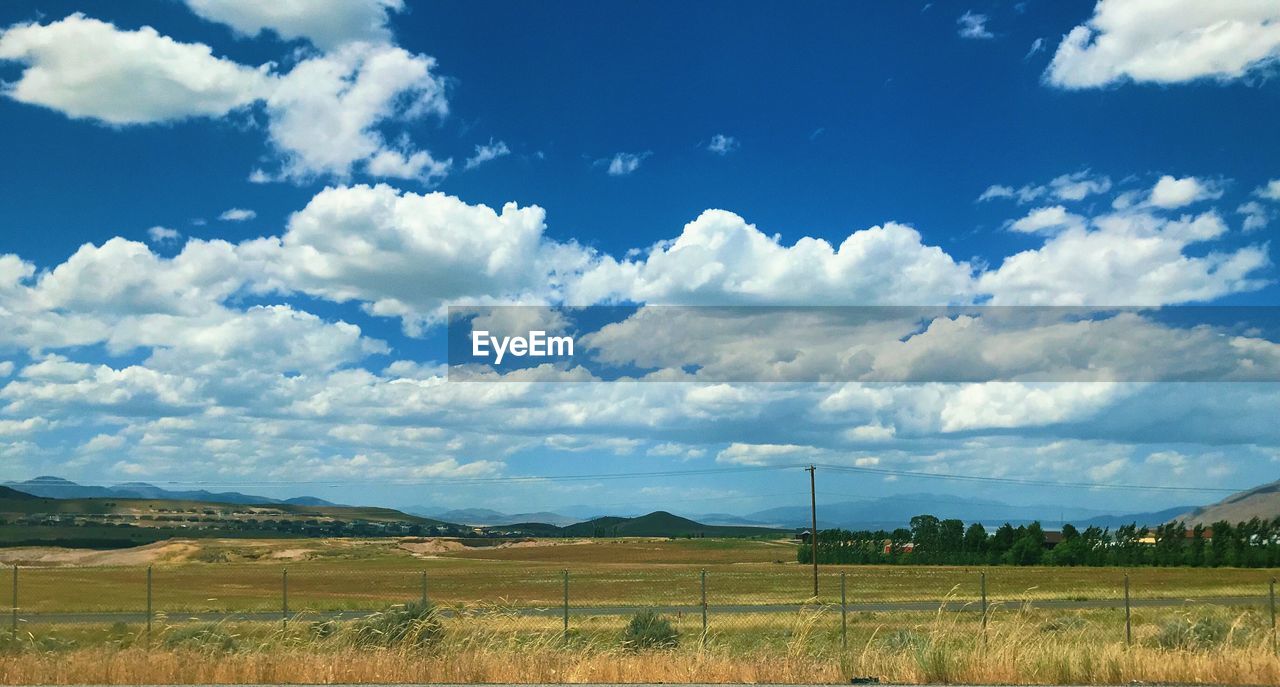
[1179,480,1280,525]
[0,491,467,548]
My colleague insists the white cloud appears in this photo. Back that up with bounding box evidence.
[365,148,451,183]
[265,43,449,181]
[603,152,650,176]
[218,208,256,222]
[243,184,593,334]
[147,226,181,244]
[979,210,1269,305]
[0,361,13,378]
[1009,206,1087,234]
[1237,201,1271,232]
[184,0,404,50]
[978,184,1015,202]
[707,134,740,155]
[979,171,1111,204]
[570,209,975,306]
[1256,179,1280,201]
[0,14,272,125]
[1046,0,1280,88]
[464,139,512,170]
[1025,37,1046,59]
[1148,175,1222,209]
[957,11,994,39]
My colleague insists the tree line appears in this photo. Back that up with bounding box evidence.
[798,514,1280,567]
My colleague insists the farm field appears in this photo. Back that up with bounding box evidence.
[1,536,1277,614]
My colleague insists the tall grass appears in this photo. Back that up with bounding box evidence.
[4,604,1280,684]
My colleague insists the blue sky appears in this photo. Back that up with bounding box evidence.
[1,0,1279,519]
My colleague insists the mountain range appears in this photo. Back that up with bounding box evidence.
[4,476,340,507]
[4,476,1217,531]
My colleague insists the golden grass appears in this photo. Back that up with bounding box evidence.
[4,604,1280,684]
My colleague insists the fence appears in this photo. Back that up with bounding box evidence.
[4,563,1280,653]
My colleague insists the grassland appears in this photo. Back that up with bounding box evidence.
[1,536,1278,615]
[4,604,1280,684]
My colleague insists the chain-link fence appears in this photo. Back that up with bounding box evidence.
[4,563,1279,654]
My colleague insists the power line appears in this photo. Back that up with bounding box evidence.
[814,463,1244,494]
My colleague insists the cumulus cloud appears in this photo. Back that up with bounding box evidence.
[0,14,450,185]
[0,14,272,125]
[218,208,256,222]
[265,43,449,181]
[1046,0,1280,88]
[569,209,975,306]
[243,184,593,334]
[464,139,512,170]
[1148,175,1223,209]
[957,11,994,40]
[707,134,740,155]
[183,0,404,50]
[979,210,1269,305]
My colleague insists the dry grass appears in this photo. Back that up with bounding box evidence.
[4,605,1280,684]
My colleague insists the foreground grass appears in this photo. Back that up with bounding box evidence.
[4,604,1280,684]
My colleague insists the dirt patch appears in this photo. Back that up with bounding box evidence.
[397,538,468,556]
[0,540,201,567]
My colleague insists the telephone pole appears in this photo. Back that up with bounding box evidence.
[806,465,818,597]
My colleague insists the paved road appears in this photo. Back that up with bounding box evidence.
[11,595,1271,625]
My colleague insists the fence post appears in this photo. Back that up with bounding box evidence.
[282,568,289,628]
[146,566,153,646]
[10,565,15,638]
[840,571,847,650]
[562,570,569,638]
[1270,578,1276,655]
[980,571,988,634]
[421,570,428,606]
[700,569,708,648]
[1123,573,1131,647]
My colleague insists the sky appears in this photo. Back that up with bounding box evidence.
[0,0,1279,519]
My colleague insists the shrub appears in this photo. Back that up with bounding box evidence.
[622,611,679,650]
[1151,615,1234,650]
[350,601,443,649]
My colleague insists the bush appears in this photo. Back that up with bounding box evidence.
[350,601,443,649]
[1151,615,1234,650]
[622,611,679,650]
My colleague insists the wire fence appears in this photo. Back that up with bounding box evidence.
[4,564,1280,653]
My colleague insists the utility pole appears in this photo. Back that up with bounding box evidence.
[806,465,818,598]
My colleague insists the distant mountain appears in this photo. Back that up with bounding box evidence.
[745,492,1116,530]
[1073,506,1195,529]
[557,511,785,538]
[4,477,339,507]
[690,512,771,527]
[410,507,579,527]
[1178,480,1280,526]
